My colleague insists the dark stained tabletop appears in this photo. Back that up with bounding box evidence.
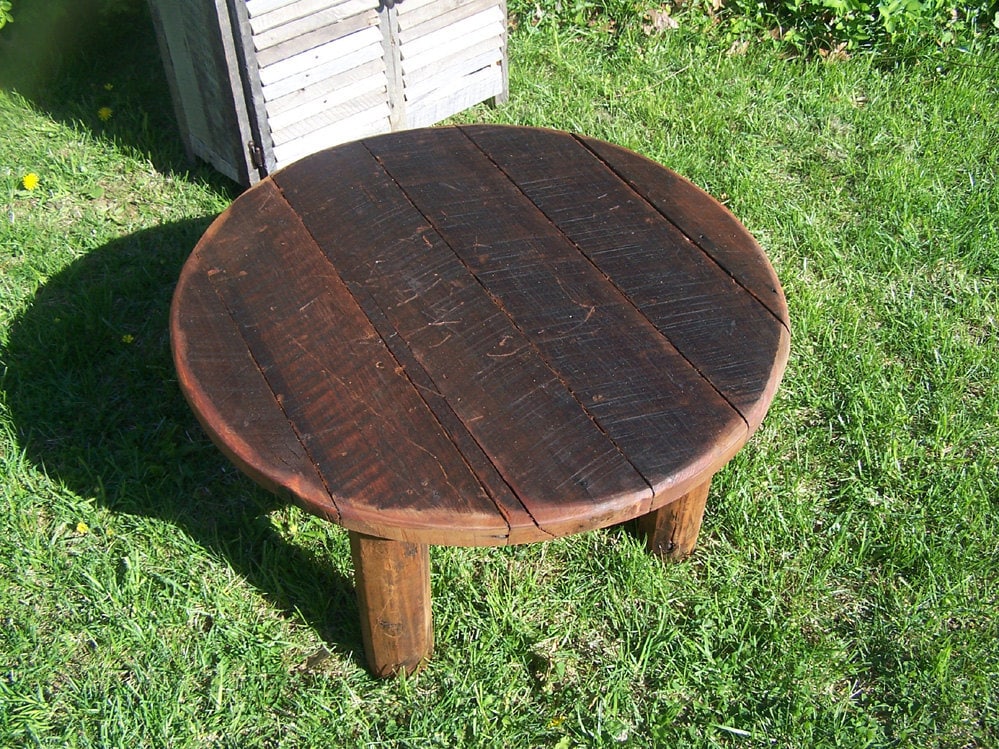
[170,125,789,546]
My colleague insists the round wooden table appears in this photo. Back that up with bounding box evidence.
[170,125,789,677]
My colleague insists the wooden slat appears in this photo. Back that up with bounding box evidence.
[245,0,300,19]
[147,0,254,184]
[405,65,504,129]
[397,0,497,38]
[172,226,337,520]
[273,142,654,536]
[249,0,375,34]
[365,127,748,496]
[264,57,384,117]
[402,33,502,83]
[579,136,790,327]
[405,47,503,101]
[398,7,503,61]
[402,32,503,80]
[462,125,790,426]
[269,87,388,146]
[261,42,384,103]
[396,0,470,23]
[345,279,543,542]
[397,0,504,30]
[254,11,377,69]
[258,25,382,88]
[192,180,511,543]
[271,102,390,167]
[266,62,385,128]
[403,37,503,86]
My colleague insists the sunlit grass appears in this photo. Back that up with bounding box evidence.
[1,6,997,747]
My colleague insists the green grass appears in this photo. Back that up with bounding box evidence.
[2,6,998,748]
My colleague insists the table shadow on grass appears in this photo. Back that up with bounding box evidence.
[1,219,364,664]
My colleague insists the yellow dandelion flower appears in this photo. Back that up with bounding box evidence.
[76,521,90,534]
[22,172,39,190]
[98,106,113,121]
[121,334,135,344]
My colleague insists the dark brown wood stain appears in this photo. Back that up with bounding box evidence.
[172,125,789,545]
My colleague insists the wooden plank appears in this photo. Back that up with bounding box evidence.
[365,127,747,497]
[398,6,503,61]
[273,142,654,536]
[405,65,503,129]
[400,24,502,75]
[379,0,406,130]
[271,102,390,167]
[397,0,496,38]
[261,42,384,102]
[258,25,382,88]
[580,136,791,328]
[245,0,299,18]
[228,0,276,178]
[267,65,385,129]
[253,4,373,54]
[172,229,338,521]
[249,0,375,34]
[343,275,544,542]
[264,56,383,116]
[397,0,492,27]
[254,10,376,69]
[147,0,254,184]
[194,180,510,542]
[393,0,451,16]
[269,87,388,146]
[402,34,502,84]
[462,125,790,426]
[403,48,501,101]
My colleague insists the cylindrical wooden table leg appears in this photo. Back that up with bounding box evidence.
[349,532,433,677]
[637,477,712,561]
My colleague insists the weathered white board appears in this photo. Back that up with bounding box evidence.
[148,0,508,183]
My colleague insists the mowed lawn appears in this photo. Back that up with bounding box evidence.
[1,4,997,747]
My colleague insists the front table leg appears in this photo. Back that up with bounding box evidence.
[637,478,712,561]
[349,532,433,677]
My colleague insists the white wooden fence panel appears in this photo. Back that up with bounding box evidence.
[254,10,377,68]
[398,6,503,59]
[265,57,385,116]
[258,25,383,88]
[249,0,374,34]
[406,65,501,128]
[402,34,501,85]
[403,49,500,101]
[268,76,385,131]
[272,103,391,166]
[398,0,495,38]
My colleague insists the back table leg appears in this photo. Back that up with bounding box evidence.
[349,532,433,677]
[637,477,712,561]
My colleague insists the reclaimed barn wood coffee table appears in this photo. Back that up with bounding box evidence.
[170,125,789,677]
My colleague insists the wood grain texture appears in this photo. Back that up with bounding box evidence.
[273,141,653,539]
[461,125,789,428]
[636,477,712,561]
[173,179,512,543]
[172,125,789,546]
[350,532,433,677]
[579,135,790,329]
[170,252,336,518]
[364,127,747,499]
